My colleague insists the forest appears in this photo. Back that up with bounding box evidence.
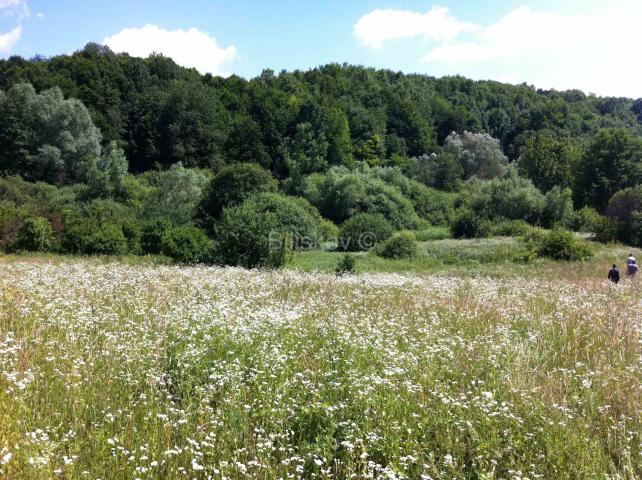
[2,42,642,266]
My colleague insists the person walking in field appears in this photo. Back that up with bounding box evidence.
[627,260,640,278]
[608,264,620,284]
[628,253,636,266]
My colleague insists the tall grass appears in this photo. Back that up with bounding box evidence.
[1,256,642,478]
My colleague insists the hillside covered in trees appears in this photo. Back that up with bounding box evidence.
[2,43,642,264]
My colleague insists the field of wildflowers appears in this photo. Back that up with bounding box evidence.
[1,256,642,479]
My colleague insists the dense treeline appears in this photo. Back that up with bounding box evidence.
[2,43,642,265]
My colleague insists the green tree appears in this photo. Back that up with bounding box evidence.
[140,163,210,225]
[338,213,394,251]
[444,131,508,180]
[517,131,580,192]
[575,129,642,211]
[0,83,101,184]
[198,163,278,224]
[87,141,129,199]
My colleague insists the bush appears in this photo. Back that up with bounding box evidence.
[160,225,214,264]
[10,217,56,252]
[197,163,278,223]
[140,219,172,255]
[593,216,621,243]
[491,219,533,237]
[303,167,420,229]
[451,209,490,239]
[542,186,574,228]
[319,219,339,242]
[215,201,285,268]
[536,229,592,261]
[335,254,356,275]
[372,167,456,225]
[245,193,322,250]
[338,213,394,251]
[375,231,418,259]
[64,221,129,255]
[0,201,30,251]
[569,206,603,233]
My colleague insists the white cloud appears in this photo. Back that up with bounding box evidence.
[0,0,29,18]
[104,24,237,77]
[0,25,20,54]
[355,4,642,97]
[353,6,479,49]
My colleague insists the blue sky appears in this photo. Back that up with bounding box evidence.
[1,0,641,97]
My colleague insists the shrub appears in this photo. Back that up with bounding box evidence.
[160,225,214,264]
[338,213,394,251]
[372,167,456,225]
[375,231,418,259]
[0,201,30,251]
[303,166,420,229]
[491,219,533,237]
[10,217,56,252]
[335,254,356,275]
[593,216,622,243]
[569,206,603,233]
[64,221,128,255]
[451,209,490,239]
[215,201,284,268]
[462,169,545,224]
[197,163,278,223]
[319,219,339,242]
[542,186,574,228]
[140,219,172,255]
[536,229,592,261]
[246,193,322,250]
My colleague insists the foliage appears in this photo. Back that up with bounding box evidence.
[371,167,456,225]
[9,217,56,252]
[0,83,101,184]
[375,231,418,259]
[214,194,320,268]
[241,193,322,250]
[338,213,394,251]
[443,131,508,180]
[534,229,593,261]
[140,163,210,225]
[463,169,545,223]
[516,131,580,192]
[541,186,574,228]
[140,219,172,255]
[450,209,490,239]
[303,167,420,229]
[569,206,604,234]
[335,254,356,275]
[198,163,278,223]
[87,141,129,199]
[575,129,642,211]
[490,219,533,237]
[160,225,215,264]
[64,221,129,255]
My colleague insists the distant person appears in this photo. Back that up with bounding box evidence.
[608,264,620,284]
[628,253,636,266]
[627,260,640,278]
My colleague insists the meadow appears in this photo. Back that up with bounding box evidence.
[1,241,642,479]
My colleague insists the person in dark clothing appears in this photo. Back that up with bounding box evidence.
[608,264,620,284]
